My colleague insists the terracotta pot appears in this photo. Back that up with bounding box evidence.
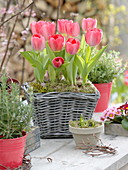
[94,82,112,112]
[0,132,27,170]
[69,124,103,149]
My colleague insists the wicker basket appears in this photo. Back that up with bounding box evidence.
[22,83,100,138]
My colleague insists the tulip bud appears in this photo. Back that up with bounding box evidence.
[48,34,64,51]
[82,18,97,31]
[85,28,102,46]
[52,57,64,68]
[31,34,45,51]
[66,38,80,55]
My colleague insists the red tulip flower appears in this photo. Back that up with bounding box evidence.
[48,34,64,51]
[85,28,102,46]
[66,38,80,55]
[52,57,64,68]
[31,34,45,51]
[30,21,56,40]
[82,18,97,31]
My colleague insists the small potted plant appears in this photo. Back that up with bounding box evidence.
[69,115,103,149]
[88,50,124,112]
[0,73,33,169]
[101,102,128,136]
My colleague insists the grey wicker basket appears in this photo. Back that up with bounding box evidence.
[22,83,100,138]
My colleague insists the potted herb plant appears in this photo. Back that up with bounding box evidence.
[88,50,124,112]
[101,102,128,136]
[0,73,33,169]
[69,115,103,148]
[21,18,106,138]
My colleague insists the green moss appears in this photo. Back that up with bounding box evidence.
[29,80,96,93]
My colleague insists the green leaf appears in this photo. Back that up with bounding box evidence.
[82,63,88,84]
[34,67,45,82]
[85,46,91,63]
[74,55,84,74]
[48,65,56,82]
[87,46,107,75]
[54,49,65,58]
[21,51,37,67]
[72,61,78,85]
[46,42,56,60]
[80,34,86,49]
[122,118,128,130]
[21,51,42,69]
[66,58,74,85]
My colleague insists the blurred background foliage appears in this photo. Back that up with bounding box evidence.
[0,0,128,103]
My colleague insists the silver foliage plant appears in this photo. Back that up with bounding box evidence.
[88,50,125,83]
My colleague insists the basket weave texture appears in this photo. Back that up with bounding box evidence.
[22,83,100,138]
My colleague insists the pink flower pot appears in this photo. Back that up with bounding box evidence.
[0,132,27,169]
[94,82,112,112]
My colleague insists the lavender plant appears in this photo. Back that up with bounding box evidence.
[0,73,33,139]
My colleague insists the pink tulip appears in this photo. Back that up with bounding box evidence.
[66,38,80,55]
[31,34,45,51]
[30,21,46,34]
[57,19,69,34]
[48,34,64,51]
[85,28,102,46]
[52,57,64,68]
[39,22,56,40]
[30,21,56,40]
[65,20,80,37]
[82,18,97,31]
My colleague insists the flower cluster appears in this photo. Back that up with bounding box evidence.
[21,18,106,85]
[101,102,128,130]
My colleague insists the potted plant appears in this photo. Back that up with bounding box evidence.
[101,102,128,136]
[0,73,33,169]
[69,115,103,148]
[21,18,106,138]
[88,50,124,112]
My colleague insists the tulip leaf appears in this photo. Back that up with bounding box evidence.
[21,51,37,67]
[66,58,74,85]
[72,61,78,85]
[48,65,56,82]
[34,67,45,82]
[87,46,107,74]
[85,45,91,63]
[54,49,65,58]
[82,63,88,84]
[80,34,85,49]
[65,52,71,61]
[74,55,84,74]
[46,42,56,60]
[42,56,49,69]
